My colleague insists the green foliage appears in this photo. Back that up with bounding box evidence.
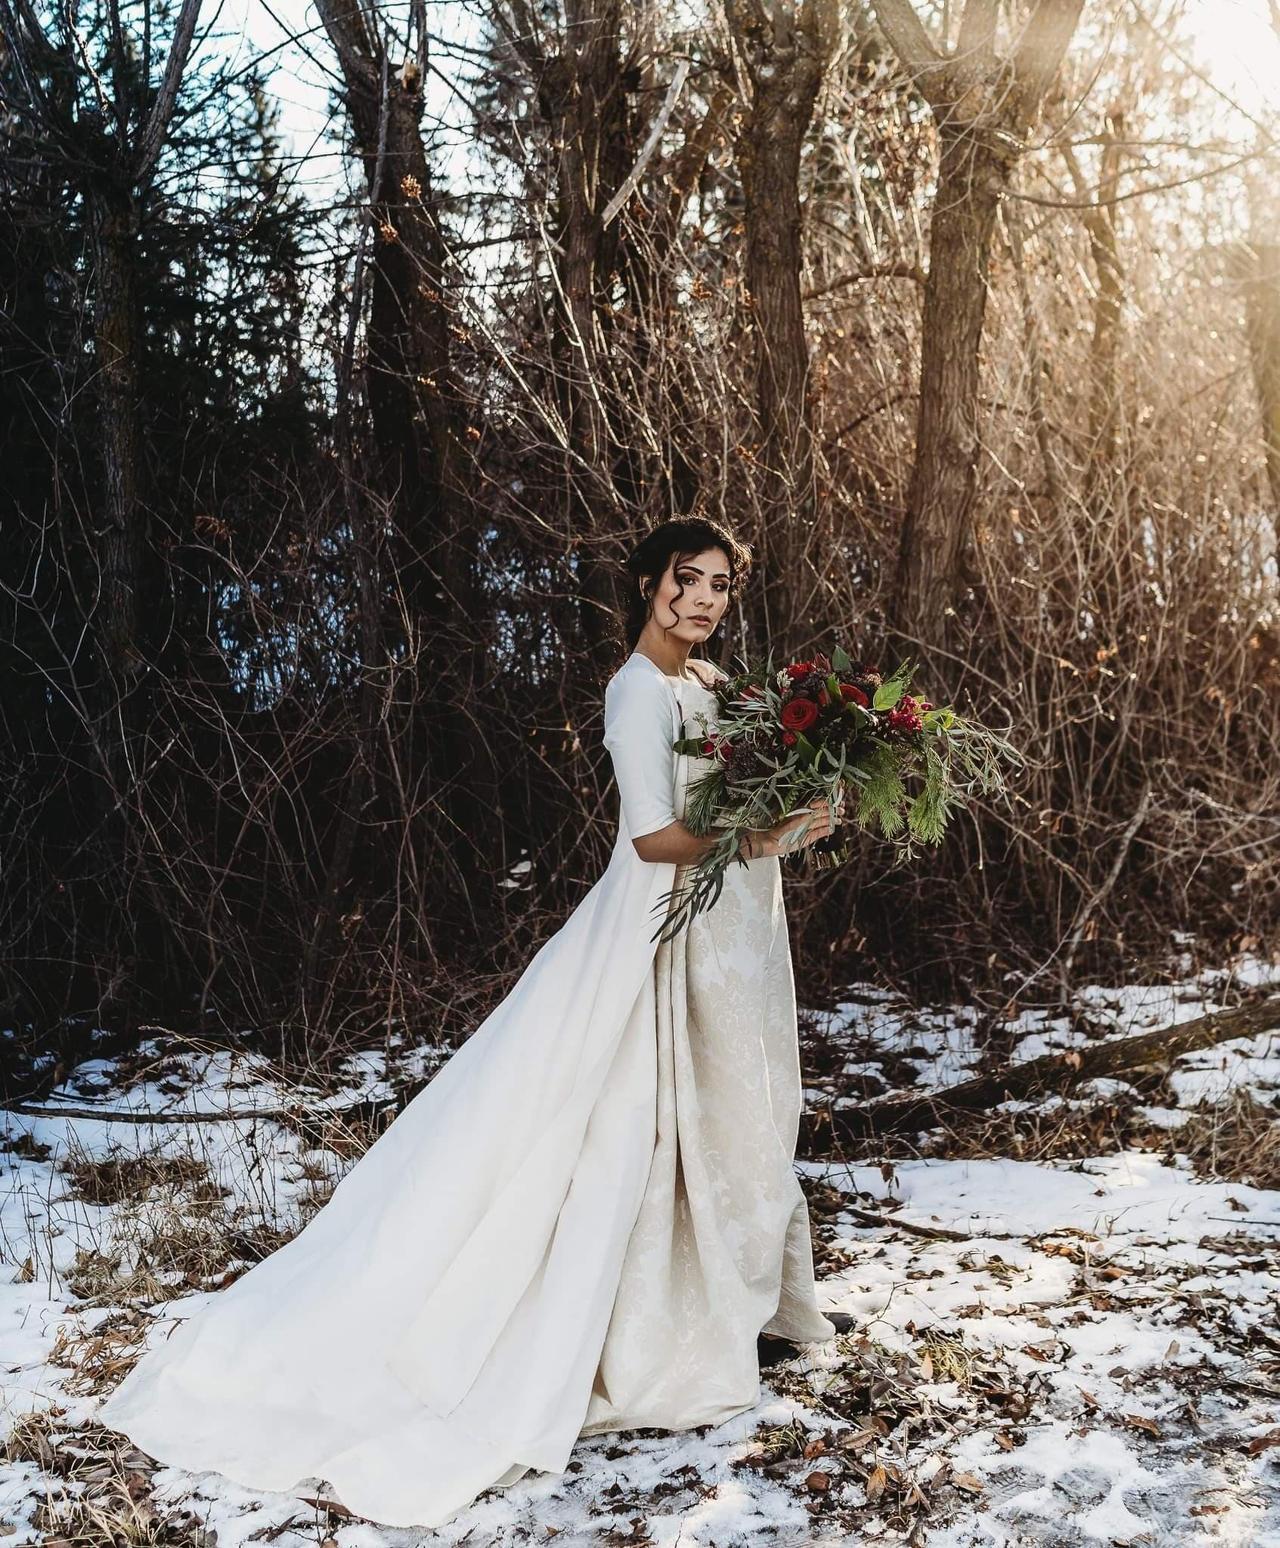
[906,741,955,844]
[683,763,727,836]
[872,658,914,710]
[854,742,906,837]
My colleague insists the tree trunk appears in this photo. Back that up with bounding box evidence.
[1064,118,1126,505]
[1085,132,1125,483]
[315,18,495,947]
[890,128,1006,648]
[91,193,146,696]
[540,0,633,655]
[730,0,836,655]
[872,0,1086,650]
[343,66,474,635]
[1244,243,1280,525]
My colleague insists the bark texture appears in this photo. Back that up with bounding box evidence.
[872,0,1086,649]
[728,0,839,653]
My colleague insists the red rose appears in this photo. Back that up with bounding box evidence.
[840,683,870,708]
[782,730,797,746]
[785,660,814,680]
[781,697,819,732]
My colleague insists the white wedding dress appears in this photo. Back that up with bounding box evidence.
[96,650,835,1529]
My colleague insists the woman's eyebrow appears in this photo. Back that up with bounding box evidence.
[676,563,731,578]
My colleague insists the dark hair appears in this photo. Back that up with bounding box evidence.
[620,517,753,654]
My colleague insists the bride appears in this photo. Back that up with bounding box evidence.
[97,516,848,1529]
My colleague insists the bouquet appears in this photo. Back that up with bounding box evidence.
[650,644,1019,944]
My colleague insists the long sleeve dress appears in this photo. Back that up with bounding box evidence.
[95,649,834,1530]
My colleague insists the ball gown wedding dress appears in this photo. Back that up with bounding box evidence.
[97,649,836,1529]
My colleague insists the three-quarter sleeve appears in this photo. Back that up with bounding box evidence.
[603,666,678,839]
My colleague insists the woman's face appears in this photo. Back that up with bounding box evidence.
[643,546,732,643]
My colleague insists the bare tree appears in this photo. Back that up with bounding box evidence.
[871,0,1085,649]
[482,0,653,651]
[725,0,840,650]
[313,0,474,634]
[0,0,201,710]
[1063,110,1128,503]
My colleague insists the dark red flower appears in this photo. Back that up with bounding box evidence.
[781,730,797,746]
[781,697,819,732]
[840,683,870,708]
[785,660,814,680]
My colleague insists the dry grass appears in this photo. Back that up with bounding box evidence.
[3,1130,54,1162]
[40,1123,324,1312]
[3,1407,211,1548]
[916,1328,974,1386]
[48,1311,154,1398]
[58,1154,219,1209]
[1173,1091,1280,1191]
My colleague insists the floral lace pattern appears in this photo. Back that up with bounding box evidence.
[581,671,834,1437]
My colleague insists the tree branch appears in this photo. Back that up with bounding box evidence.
[869,0,946,95]
[600,56,690,228]
[1010,0,1086,131]
[313,0,381,92]
[134,0,204,182]
[955,0,999,77]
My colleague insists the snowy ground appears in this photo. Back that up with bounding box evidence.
[2,952,1278,1546]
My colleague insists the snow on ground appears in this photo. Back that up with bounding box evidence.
[2,954,1278,1546]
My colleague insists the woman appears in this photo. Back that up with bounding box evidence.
[97,517,846,1529]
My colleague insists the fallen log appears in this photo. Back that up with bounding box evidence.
[1,1095,400,1128]
[2,1099,333,1123]
[805,992,1280,1147]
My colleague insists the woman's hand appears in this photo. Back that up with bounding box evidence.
[737,793,844,860]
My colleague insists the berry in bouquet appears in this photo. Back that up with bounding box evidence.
[651,644,1020,944]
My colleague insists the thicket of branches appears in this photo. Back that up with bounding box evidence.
[2,0,1278,1063]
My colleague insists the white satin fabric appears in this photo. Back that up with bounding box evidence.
[96,650,833,1529]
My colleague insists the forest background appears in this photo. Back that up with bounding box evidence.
[3,0,1279,1071]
